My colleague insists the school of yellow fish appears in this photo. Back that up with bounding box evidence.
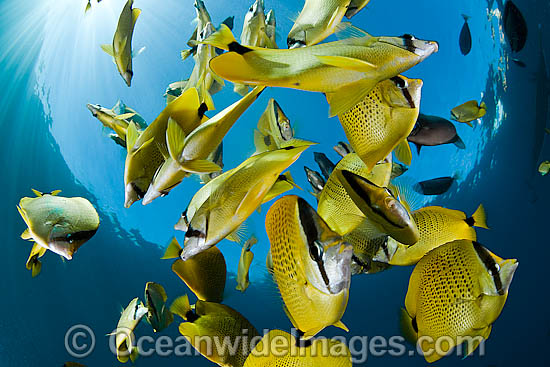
[18,0,520,365]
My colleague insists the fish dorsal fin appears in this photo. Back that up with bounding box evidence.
[335,22,373,41]
[100,44,114,57]
[325,78,378,117]
[49,190,62,196]
[132,8,141,27]
[166,118,186,161]
[31,189,43,197]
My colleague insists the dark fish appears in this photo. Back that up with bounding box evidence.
[413,176,456,195]
[304,166,325,200]
[407,113,466,154]
[503,1,528,52]
[313,152,336,180]
[511,58,526,67]
[333,141,354,157]
[459,14,472,55]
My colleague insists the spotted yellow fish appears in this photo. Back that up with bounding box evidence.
[243,329,352,366]
[338,76,421,171]
[450,100,487,127]
[163,237,227,302]
[318,153,392,235]
[266,195,352,339]
[402,240,518,362]
[375,204,488,265]
[171,295,259,367]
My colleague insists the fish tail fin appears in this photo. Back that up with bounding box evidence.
[161,237,182,259]
[226,221,247,244]
[399,308,418,344]
[170,295,191,319]
[479,101,487,110]
[469,204,489,229]
[201,24,238,51]
[394,139,413,166]
[462,14,470,21]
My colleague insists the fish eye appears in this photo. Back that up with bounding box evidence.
[401,34,416,40]
[309,241,324,262]
[249,6,254,12]
[66,233,74,244]
[391,76,408,89]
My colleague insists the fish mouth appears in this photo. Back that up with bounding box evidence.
[123,71,133,87]
[125,182,144,208]
[379,36,439,58]
[141,188,160,206]
[86,103,100,116]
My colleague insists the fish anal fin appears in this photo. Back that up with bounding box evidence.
[132,8,141,27]
[179,160,221,174]
[333,320,349,332]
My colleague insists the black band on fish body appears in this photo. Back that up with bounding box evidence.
[464,217,475,226]
[287,38,306,49]
[352,254,371,272]
[411,317,418,333]
[472,241,504,295]
[198,103,208,118]
[185,310,199,322]
[228,42,252,55]
[400,34,417,53]
[291,329,312,348]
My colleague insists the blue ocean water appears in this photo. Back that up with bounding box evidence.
[0,0,548,365]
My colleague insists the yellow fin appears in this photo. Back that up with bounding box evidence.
[31,189,43,197]
[21,228,31,240]
[333,320,349,332]
[179,160,222,174]
[394,140,412,166]
[226,222,247,244]
[470,204,489,229]
[170,295,191,319]
[100,44,114,57]
[399,308,417,344]
[282,171,302,190]
[50,190,62,196]
[316,55,377,72]
[129,346,139,363]
[115,112,136,120]
[479,101,487,110]
[181,49,193,60]
[326,78,378,117]
[161,237,182,259]
[31,260,42,278]
[201,23,237,51]
[132,8,141,27]
[167,118,186,161]
[126,121,139,150]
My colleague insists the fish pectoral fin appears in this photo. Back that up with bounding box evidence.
[325,78,378,117]
[166,118,186,161]
[131,8,141,27]
[394,139,412,166]
[161,237,182,259]
[115,112,136,120]
[179,160,222,174]
[235,180,269,215]
[226,222,247,244]
[100,44,114,57]
[316,55,377,72]
[21,228,32,240]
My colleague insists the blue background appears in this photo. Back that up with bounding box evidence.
[0,0,548,365]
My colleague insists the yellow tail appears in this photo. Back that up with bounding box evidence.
[470,204,489,229]
[161,237,182,259]
[170,294,191,320]
[201,24,237,51]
